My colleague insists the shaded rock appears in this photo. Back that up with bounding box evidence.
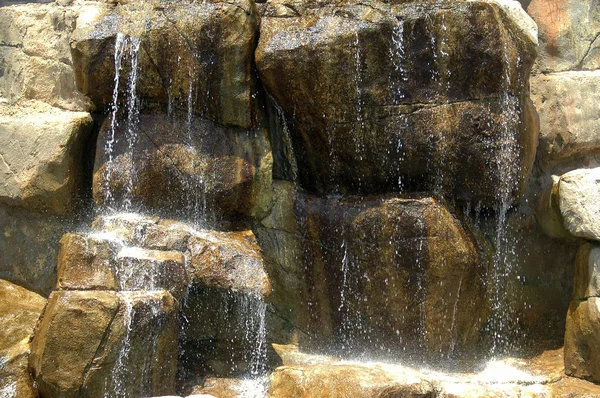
[0,280,46,398]
[531,71,600,170]
[70,0,259,127]
[0,204,68,296]
[565,298,600,382]
[525,0,600,73]
[92,112,272,227]
[30,289,179,397]
[256,0,538,204]
[558,167,600,241]
[574,243,600,300]
[0,103,93,215]
[535,174,572,239]
[0,4,90,110]
[268,364,435,398]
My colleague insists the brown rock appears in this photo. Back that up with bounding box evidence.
[0,280,46,398]
[564,298,600,382]
[574,243,600,300]
[70,0,259,128]
[256,0,538,204]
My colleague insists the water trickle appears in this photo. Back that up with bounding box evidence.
[390,20,408,103]
[352,32,365,176]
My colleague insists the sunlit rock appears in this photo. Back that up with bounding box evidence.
[70,0,259,128]
[564,298,600,383]
[574,243,600,301]
[558,167,600,241]
[0,102,93,215]
[0,280,46,398]
[92,112,272,227]
[256,0,538,205]
[30,289,179,397]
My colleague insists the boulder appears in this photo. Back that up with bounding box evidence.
[70,0,259,128]
[191,377,267,398]
[30,289,179,397]
[564,298,600,382]
[558,167,600,241]
[256,0,538,204]
[92,112,272,227]
[574,243,600,300]
[0,4,90,110]
[524,0,600,73]
[0,102,93,215]
[0,280,46,398]
[530,71,600,170]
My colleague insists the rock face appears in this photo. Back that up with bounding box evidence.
[0,103,93,215]
[256,181,488,359]
[558,167,600,241]
[256,0,538,204]
[92,112,272,227]
[574,244,600,301]
[564,298,600,382]
[70,0,259,128]
[0,280,46,398]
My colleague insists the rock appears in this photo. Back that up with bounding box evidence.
[524,0,600,73]
[558,167,600,241]
[257,182,488,359]
[0,204,68,296]
[0,102,93,215]
[30,289,179,397]
[191,378,266,398]
[0,280,46,398]
[268,364,435,398]
[574,243,600,300]
[0,4,91,110]
[535,174,572,239]
[564,298,600,382]
[92,112,272,227]
[530,71,600,170]
[70,0,259,128]
[256,0,538,204]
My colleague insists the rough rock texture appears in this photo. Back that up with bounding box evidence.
[558,167,600,241]
[30,289,179,397]
[256,181,488,358]
[574,243,600,301]
[92,112,272,227]
[256,0,538,204]
[0,103,93,215]
[70,0,259,127]
[564,298,600,382]
[0,280,46,398]
[531,71,600,171]
[525,0,600,73]
[0,4,90,110]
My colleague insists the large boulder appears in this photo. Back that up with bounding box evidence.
[564,298,600,382]
[256,181,489,359]
[558,167,600,241]
[29,289,179,398]
[0,3,90,110]
[256,0,538,204]
[0,103,93,215]
[574,243,600,300]
[0,280,46,398]
[92,112,272,227]
[70,0,259,128]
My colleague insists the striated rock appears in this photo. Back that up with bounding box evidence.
[0,4,90,110]
[525,0,600,73]
[92,113,272,227]
[256,0,538,204]
[70,0,259,127]
[0,280,46,398]
[268,364,435,398]
[30,289,179,397]
[574,243,600,300]
[0,103,93,215]
[565,298,600,382]
[558,167,600,241]
[531,71,600,170]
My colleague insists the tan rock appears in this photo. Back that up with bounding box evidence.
[192,378,266,398]
[0,4,90,110]
[564,298,600,382]
[574,243,600,300]
[558,167,600,241]
[0,280,46,398]
[535,174,572,239]
[530,71,600,170]
[0,103,93,215]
